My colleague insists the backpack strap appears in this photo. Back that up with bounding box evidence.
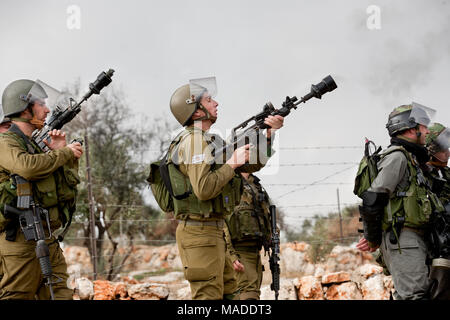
[159,129,193,200]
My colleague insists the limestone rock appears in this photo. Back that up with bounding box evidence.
[280,246,315,276]
[296,276,324,300]
[93,280,116,300]
[321,271,351,285]
[114,282,130,300]
[361,274,391,300]
[260,278,298,300]
[326,282,363,300]
[75,277,94,300]
[128,283,170,300]
[357,264,384,279]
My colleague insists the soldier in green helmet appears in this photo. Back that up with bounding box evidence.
[0,79,83,299]
[167,76,283,300]
[356,102,446,299]
[225,172,274,300]
[424,122,450,299]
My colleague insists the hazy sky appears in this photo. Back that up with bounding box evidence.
[1,0,449,230]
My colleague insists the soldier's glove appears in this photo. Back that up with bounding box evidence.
[359,191,389,247]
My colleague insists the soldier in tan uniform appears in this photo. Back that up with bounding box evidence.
[0,79,82,299]
[167,77,283,299]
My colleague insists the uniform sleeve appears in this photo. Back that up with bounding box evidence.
[223,225,240,263]
[369,151,408,195]
[234,132,275,174]
[179,132,236,201]
[0,138,74,181]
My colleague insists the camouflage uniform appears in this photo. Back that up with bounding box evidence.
[226,174,272,300]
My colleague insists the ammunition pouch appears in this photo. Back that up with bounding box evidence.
[0,178,18,234]
[359,191,389,245]
[226,177,271,247]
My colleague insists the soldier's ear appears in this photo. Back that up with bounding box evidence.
[192,108,205,120]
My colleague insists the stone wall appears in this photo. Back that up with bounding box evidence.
[63,241,394,300]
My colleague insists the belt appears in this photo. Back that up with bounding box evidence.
[178,219,224,227]
[235,245,261,253]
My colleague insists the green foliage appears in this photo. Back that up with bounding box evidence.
[281,205,360,263]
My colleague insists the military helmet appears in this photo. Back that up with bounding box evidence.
[170,84,198,126]
[386,102,435,137]
[1,79,47,117]
[170,77,218,126]
[426,122,449,155]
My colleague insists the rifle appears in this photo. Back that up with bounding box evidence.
[268,204,281,300]
[32,69,115,151]
[212,75,337,163]
[4,175,60,300]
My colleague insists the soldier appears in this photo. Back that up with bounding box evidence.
[225,172,273,300]
[0,79,83,299]
[424,123,450,299]
[356,103,446,300]
[0,106,11,133]
[167,76,283,299]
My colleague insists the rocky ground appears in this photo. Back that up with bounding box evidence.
[63,241,394,300]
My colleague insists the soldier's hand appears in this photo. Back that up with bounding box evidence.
[226,144,250,169]
[356,237,379,252]
[44,129,67,150]
[233,260,245,273]
[265,115,284,139]
[67,142,83,159]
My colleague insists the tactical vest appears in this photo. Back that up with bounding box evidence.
[380,146,446,231]
[226,175,271,248]
[167,127,242,220]
[0,128,80,235]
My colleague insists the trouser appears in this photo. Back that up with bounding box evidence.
[0,231,72,300]
[223,250,238,299]
[428,259,450,300]
[235,246,263,300]
[176,221,227,300]
[380,228,431,300]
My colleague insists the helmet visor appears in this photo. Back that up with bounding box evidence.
[187,77,217,104]
[410,102,436,127]
[435,127,450,151]
[25,80,67,114]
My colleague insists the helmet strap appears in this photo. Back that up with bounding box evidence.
[10,105,45,130]
[29,116,45,130]
[429,159,447,167]
[194,104,216,123]
[415,127,421,139]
